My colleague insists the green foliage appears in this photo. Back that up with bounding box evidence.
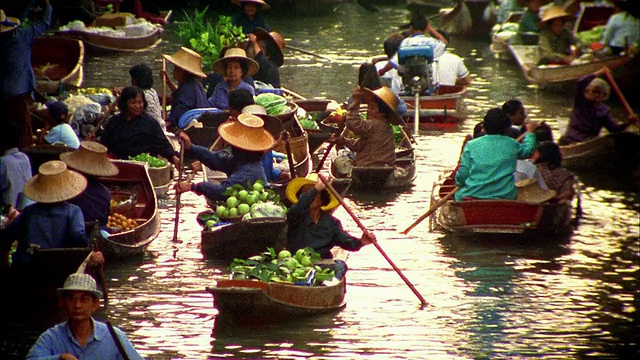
[176,6,246,71]
[129,153,168,168]
[391,124,404,145]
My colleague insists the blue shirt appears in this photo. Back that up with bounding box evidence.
[601,11,640,49]
[232,14,271,34]
[0,4,52,98]
[26,318,143,360]
[68,177,111,227]
[189,144,268,202]
[262,150,282,182]
[44,123,80,149]
[0,147,32,208]
[167,76,210,125]
[208,80,255,110]
[455,133,536,201]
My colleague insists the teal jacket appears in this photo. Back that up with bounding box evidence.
[455,133,536,201]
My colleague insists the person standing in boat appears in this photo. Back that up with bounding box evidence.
[558,70,638,145]
[0,0,52,148]
[537,5,586,65]
[174,114,275,203]
[455,108,538,202]
[99,86,180,167]
[246,28,285,88]
[0,123,32,211]
[160,47,211,131]
[26,273,143,359]
[208,48,259,110]
[232,0,271,35]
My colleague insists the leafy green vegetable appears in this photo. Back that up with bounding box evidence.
[576,25,605,45]
[391,124,404,145]
[129,153,168,168]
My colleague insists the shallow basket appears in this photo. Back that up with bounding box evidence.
[147,162,171,188]
[110,191,136,217]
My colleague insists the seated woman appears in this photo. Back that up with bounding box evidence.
[455,108,538,202]
[208,48,258,110]
[595,0,639,56]
[1,161,89,272]
[329,86,398,168]
[533,141,576,202]
[232,0,271,34]
[174,114,275,202]
[99,86,179,167]
[537,6,586,65]
[247,28,285,88]
[38,101,80,149]
[558,70,638,145]
[60,141,119,227]
[161,47,211,130]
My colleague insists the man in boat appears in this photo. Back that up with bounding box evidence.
[0,0,52,148]
[174,114,275,202]
[26,272,143,359]
[286,175,374,278]
[246,28,285,88]
[232,0,271,34]
[0,123,32,211]
[435,31,472,86]
[558,70,639,145]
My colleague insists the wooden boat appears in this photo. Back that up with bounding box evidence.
[56,11,171,52]
[560,131,640,172]
[32,37,84,95]
[401,84,467,130]
[201,217,288,260]
[489,12,522,58]
[330,123,416,192]
[508,44,631,84]
[95,160,161,258]
[429,171,574,237]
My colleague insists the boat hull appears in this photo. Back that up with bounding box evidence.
[201,217,287,260]
[401,85,467,129]
[560,132,640,172]
[32,37,84,95]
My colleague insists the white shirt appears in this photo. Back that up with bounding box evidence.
[390,34,447,68]
[374,60,403,94]
[435,52,469,86]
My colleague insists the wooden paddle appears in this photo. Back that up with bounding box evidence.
[286,45,332,62]
[172,141,185,242]
[88,98,119,139]
[317,174,429,307]
[162,58,167,121]
[282,130,297,179]
[602,67,638,121]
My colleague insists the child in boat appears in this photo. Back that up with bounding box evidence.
[174,114,274,202]
[455,108,538,201]
[286,175,374,278]
[533,141,576,203]
[38,101,80,149]
[558,70,638,145]
[537,6,587,65]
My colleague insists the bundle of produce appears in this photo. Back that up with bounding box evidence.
[254,93,289,115]
[197,180,286,230]
[129,153,168,168]
[229,247,336,285]
[106,213,138,234]
[299,112,320,130]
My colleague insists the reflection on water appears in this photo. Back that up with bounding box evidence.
[1,2,638,359]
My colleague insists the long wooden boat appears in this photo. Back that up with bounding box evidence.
[56,11,171,52]
[429,171,574,237]
[32,37,84,95]
[560,131,640,172]
[96,160,161,258]
[401,84,467,130]
[508,44,631,84]
[201,217,288,260]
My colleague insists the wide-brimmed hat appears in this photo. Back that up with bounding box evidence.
[232,0,271,10]
[212,48,259,77]
[253,28,285,67]
[163,47,207,78]
[57,273,103,299]
[539,6,573,24]
[23,160,87,203]
[60,141,120,177]
[241,104,267,115]
[362,86,400,125]
[286,173,339,211]
[516,178,557,203]
[0,10,20,33]
[218,113,275,152]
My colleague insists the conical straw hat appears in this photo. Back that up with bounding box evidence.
[253,28,286,67]
[218,113,275,152]
[232,0,271,10]
[516,178,557,204]
[23,160,87,203]
[60,141,119,177]
[0,10,20,33]
[362,86,400,125]
[212,48,259,77]
[285,173,339,211]
[539,6,573,24]
[163,47,207,78]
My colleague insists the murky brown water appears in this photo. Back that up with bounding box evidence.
[1,2,638,359]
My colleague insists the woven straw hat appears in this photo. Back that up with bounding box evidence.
[362,86,400,125]
[0,10,20,32]
[539,6,573,24]
[163,47,207,78]
[241,104,267,115]
[253,28,286,67]
[23,161,87,203]
[218,113,275,152]
[212,48,259,77]
[286,173,339,211]
[516,178,557,204]
[232,0,271,10]
[60,141,119,177]
[57,273,103,299]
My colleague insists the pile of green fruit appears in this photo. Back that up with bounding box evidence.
[129,153,167,168]
[198,180,287,230]
[229,247,335,285]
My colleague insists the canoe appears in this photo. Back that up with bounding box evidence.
[330,123,416,192]
[401,84,467,130]
[201,217,288,260]
[560,131,640,172]
[429,171,574,237]
[508,44,631,84]
[489,12,523,58]
[56,11,171,52]
[96,160,161,258]
[32,37,84,95]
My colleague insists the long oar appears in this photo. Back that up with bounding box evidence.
[603,67,637,120]
[318,174,428,307]
[282,130,297,179]
[315,124,347,173]
[286,45,332,62]
[162,58,167,121]
[172,141,185,242]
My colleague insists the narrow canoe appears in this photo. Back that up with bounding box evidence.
[560,131,640,172]
[31,37,84,95]
[401,85,467,130]
[96,160,161,258]
[429,172,574,237]
[201,217,288,260]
